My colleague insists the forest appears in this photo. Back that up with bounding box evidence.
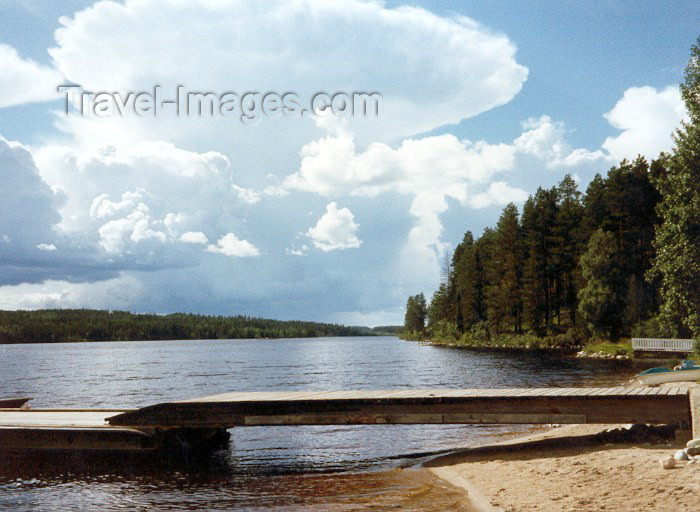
[404,38,700,350]
[0,309,374,343]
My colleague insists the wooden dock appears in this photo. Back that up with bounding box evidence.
[109,386,692,428]
[0,387,693,452]
[0,409,158,451]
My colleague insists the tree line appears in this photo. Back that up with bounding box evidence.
[0,309,374,343]
[405,37,700,347]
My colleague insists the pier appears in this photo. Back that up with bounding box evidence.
[0,387,694,453]
[631,337,695,357]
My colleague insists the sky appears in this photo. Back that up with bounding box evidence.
[0,0,697,326]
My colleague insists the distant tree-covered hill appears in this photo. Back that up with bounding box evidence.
[371,325,404,335]
[0,309,374,343]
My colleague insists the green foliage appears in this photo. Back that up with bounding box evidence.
[406,158,662,348]
[581,339,633,357]
[427,283,450,327]
[459,321,490,345]
[455,327,580,351]
[521,188,559,333]
[630,315,676,338]
[486,203,524,334]
[0,309,370,343]
[403,293,427,334]
[553,174,586,326]
[403,36,700,351]
[577,229,628,339]
[649,37,700,339]
[371,325,404,335]
[401,330,424,341]
[430,319,460,341]
[453,231,485,328]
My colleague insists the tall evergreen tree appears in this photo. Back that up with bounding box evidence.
[521,188,558,333]
[578,229,627,339]
[404,293,427,333]
[486,203,524,333]
[427,283,450,327]
[582,173,608,238]
[650,37,700,338]
[453,231,479,331]
[601,157,661,327]
[475,228,497,324]
[553,174,585,326]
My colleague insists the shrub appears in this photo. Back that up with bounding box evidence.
[631,315,675,338]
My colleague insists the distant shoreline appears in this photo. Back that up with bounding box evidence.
[0,308,402,344]
[0,335,388,345]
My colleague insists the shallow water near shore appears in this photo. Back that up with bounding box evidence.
[0,336,638,510]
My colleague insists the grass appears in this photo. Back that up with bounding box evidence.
[581,339,633,357]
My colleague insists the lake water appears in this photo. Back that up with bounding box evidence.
[0,336,637,511]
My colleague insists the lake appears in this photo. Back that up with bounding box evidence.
[0,336,637,510]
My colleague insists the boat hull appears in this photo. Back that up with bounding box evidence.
[636,368,700,386]
[0,397,31,409]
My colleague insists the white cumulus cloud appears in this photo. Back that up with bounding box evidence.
[306,202,362,252]
[33,141,257,263]
[0,44,63,108]
[0,275,144,310]
[180,231,209,245]
[96,200,167,253]
[513,115,611,168]
[469,181,529,209]
[602,85,687,161]
[0,136,61,252]
[206,233,260,257]
[47,0,528,157]
[283,117,517,199]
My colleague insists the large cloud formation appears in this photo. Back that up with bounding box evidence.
[0,44,63,107]
[8,0,532,319]
[49,0,528,147]
[33,141,260,264]
[0,0,689,324]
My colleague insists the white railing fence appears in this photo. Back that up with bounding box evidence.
[631,338,695,352]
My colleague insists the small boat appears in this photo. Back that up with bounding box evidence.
[0,397,32,409]
[635,360,700,386]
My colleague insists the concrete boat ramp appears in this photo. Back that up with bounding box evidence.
[0,387,695,453]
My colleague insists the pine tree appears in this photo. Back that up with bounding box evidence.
[553,175,584,326]
[582,173,608,238]
[649,37,700,338]
[521,188,558,333]
[404,293,427,334]
[428,283,450,327]
[486,204,524,333]
[578,229,627,339]
[475,228,497,324]
[452,231,477,331]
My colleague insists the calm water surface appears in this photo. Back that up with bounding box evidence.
[0,336,636,511]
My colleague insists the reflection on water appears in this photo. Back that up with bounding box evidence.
[0,336,637,510]
[0,450,471,511]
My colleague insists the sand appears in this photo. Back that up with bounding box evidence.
[425,382,700,512]
[426,423,700,511]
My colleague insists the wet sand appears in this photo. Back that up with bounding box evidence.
[426,420,698,511]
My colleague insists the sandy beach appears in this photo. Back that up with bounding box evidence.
[426,393,700,512]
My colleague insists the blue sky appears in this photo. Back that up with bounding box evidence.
[0,0,697,326]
